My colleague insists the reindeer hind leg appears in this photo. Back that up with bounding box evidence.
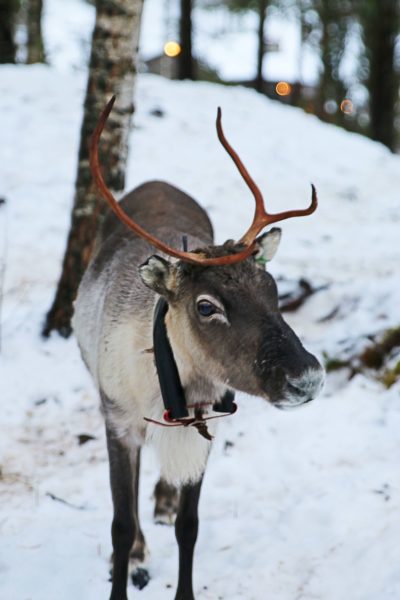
[154,477,179,525]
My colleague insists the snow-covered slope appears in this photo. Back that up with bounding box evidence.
[1,49,400,600]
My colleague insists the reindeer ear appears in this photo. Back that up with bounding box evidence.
[253,227,282,268]
[139,255,178,297]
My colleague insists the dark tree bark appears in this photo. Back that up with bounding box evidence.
[361,0,399,150]
[179,0,195,80]
[255,0,268,93]
[292,1,308,106]
[315,0,348,124]
[26,0,45,63]
[43,0,144,338]
[0,0,18,63]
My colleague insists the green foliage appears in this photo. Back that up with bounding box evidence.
[323,352,351,373]
[323,326,400,389]
[380,361,400,388]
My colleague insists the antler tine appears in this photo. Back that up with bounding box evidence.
[216,107,317,247]
[240,184,318,246]
[216,107,265,224]
[89,96,192,262]
[89,97,245,265]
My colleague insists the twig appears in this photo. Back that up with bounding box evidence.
[45,492,90,511]
[279,279,328,313]
[317,305,340,323]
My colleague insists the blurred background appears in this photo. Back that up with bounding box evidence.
[2,0,399,151]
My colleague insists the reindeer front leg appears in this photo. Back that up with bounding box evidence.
[106,424,148,600]
[174,477,204,600]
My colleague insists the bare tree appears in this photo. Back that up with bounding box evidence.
[360,0,399,150]
[43,0,144,338]
[26,0,45,63]
[255,0,269,93]
[0,0,18,63]
[224,0,271,93]
[314,0,351,124]
[179,0,195,80]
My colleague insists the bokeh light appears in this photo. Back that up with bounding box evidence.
[275,81,292,96]
[324,99,338,115]
[340,99,353,115]
[163,41,181,58]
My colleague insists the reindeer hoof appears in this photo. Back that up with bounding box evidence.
[131,566,150,590]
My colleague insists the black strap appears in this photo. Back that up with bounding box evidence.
[153,298,189,419]
[213,389,236,413]
[153,298,236,421]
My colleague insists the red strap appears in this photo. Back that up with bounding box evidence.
[143,403,237,429]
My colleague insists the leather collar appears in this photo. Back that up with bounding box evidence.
[153,297,236,420]
[153,297,189,420]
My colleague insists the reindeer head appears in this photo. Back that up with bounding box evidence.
[90,98,324,409]
[138,235,323,408]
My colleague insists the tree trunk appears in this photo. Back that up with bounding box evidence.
[364,0,399,150]
[43,0,144,338]
[26,0,45,63]
[315,1,348,125]
[0,0,18,64]
[316,9,329,118]
[291,3,306,107]
[178,0,194,80]
[255,0,268,93]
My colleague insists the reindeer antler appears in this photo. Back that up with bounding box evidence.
[89,97,254,266]
[89,97,317,266]
[215,107,317,246]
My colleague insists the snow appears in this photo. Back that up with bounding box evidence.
[1,3,400,600]
[42,0,94,71]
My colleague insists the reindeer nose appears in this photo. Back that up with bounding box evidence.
[285,366,325,405]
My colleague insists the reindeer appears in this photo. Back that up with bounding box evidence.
[72,97,325,600]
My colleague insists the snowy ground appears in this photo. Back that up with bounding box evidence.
[1,5,400,600]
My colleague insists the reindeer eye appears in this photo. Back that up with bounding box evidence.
[197,300,217,317]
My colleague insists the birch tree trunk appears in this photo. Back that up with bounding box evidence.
[43,0,144,338]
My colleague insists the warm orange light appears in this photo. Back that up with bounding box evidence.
[164,41,181,58]
[275,81,292,96]
[340,99,353,115]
